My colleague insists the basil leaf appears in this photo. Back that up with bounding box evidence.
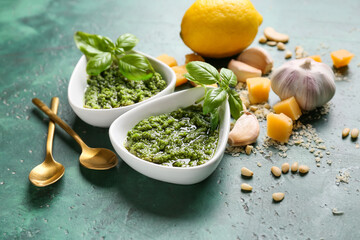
[114,47,125,57]
[118,54,154,80]
[86,52,112,76]
[210,108,220,131]
[203,88,227,114]
[186,61,219,85]
[116,33,139,51]
[227,89,243,120]
[74,31,115,57]
[220,68,237,87]
[184,73,202,86]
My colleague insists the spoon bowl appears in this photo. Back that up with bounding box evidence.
[29,159,65,187]
[29,97,65,187]
[79,147,118,170]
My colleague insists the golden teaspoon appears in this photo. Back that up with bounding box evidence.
[32,98,118,170]
[29,97,65,187]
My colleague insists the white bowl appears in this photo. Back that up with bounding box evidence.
[68,51,176,127]
[109,87,230,185]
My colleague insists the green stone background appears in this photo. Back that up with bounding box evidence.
[1,0,360,239]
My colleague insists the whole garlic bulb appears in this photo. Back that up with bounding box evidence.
[271,58,336,111]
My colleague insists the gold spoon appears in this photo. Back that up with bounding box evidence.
[29,97,65,187]
[32,98,118,170]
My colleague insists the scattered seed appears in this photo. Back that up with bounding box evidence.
[332,208,344,215]
[271,166,282,177]
[351,128,359,139]
[299,165,310,174]
[241,167,253,177]
[277,42,286,51]
[342,128,350,138]
[245,145,253,155]
[281,163,290,173]
[257,162,262,167]
[272,192,285,202]
[249,106,258,112]
[266,41,277,46]
[291,162,299,172]
[285,50,292,59]
[241,183,253,191]
[258,35,267,44]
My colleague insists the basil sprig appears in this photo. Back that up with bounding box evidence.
[74,31,154,80]
[184,61,243,130]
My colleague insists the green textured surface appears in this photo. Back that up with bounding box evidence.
[1,0,360,239]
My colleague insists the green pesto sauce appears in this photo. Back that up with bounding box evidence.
[84,65,167,109]
[126,105,219,167]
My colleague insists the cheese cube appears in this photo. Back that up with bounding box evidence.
[156,54,178,67]
[308,55,322,62]
[267,113,293,143]
[273,97,302,120]
[330,49,354,68]
[185,53,205,64]
[246,77,271,104]
[171,65,188,87]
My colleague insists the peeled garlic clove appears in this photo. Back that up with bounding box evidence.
[264,27,289,43]
[237,47,274,74]
[228,112,260,146]
[271,58,336,111]
[227,60,262,83]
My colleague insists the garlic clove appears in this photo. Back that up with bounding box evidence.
[271,58,336,111]
[228,112,260,146]
[237,47,274,74]
[227,60,262,83]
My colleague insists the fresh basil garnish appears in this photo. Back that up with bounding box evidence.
[74,31,154,80]
[184,61,243,129]
[186,61,219,85]
[116,33,139,51]
[118,54,154,81]
[86,52,112,76]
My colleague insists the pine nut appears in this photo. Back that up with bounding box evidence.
[258,35,267,44]
[285,50,292,59]
[266,41,277,46]
[272,192,285,202]
[299,165,310,174]
[241,183,253,191]
[271,166,281,177]
[245,145,253,155]
[291,162,299,172]
[241,167,253,177]
[277,42,286,51]
[281,163,290,173]
[342,128,350,138]
[351,128,359,139]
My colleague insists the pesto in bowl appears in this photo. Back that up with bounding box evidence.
[84,65,167,109]
[125,105,219,167]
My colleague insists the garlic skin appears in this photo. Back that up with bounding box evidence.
[271,58,336,111]
[228,112,260,146]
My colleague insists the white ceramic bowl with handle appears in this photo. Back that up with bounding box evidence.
[68,51,176,128]
[109,87,230,185]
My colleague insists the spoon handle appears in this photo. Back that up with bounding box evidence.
[32,98,88,149]
[45,97,59,160]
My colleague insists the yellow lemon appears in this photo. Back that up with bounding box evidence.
[180,0,263,58]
